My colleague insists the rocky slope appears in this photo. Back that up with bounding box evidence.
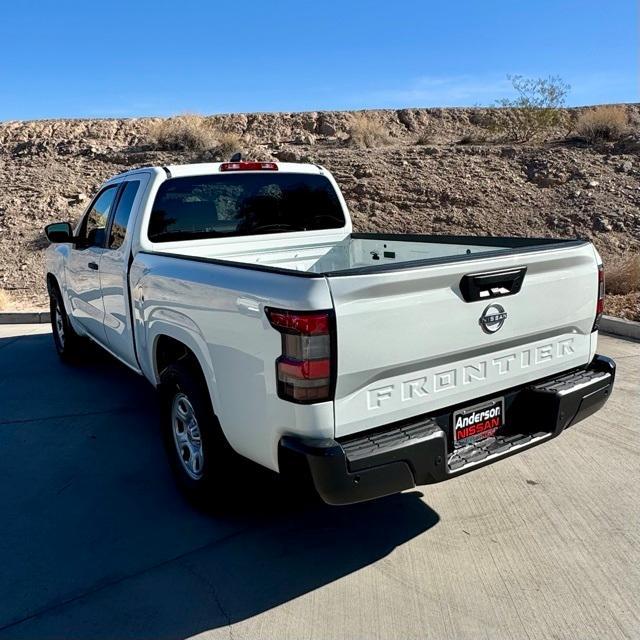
[0,107,638,318]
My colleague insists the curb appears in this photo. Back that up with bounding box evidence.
[600,315,640,341]
[0,311,51,324]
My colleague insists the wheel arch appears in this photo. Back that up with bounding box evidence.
[46,272,73,319]
[151,331,221,418]
[156,334,203,382]
[46,272,59,295]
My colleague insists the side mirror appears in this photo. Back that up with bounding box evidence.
[45,222,74,244]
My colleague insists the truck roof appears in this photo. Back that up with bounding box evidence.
[165,162,325,178]
[108,162,326,182]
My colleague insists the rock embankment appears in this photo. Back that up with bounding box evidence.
[0,106,638,318]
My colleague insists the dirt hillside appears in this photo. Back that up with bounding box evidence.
[0,106,638,319]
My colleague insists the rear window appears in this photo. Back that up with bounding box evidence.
[148,172,346,242]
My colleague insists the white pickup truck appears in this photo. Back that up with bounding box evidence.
[44,161,616,505]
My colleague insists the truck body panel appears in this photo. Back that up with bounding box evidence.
[326,241,598,436]
[130,250,336,470]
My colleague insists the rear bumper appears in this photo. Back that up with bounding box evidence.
[279,354,616,505]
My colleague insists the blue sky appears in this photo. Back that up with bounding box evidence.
[0,0,636,120]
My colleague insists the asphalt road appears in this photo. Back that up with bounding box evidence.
[0,325,638,640]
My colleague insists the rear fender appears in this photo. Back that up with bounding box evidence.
[147,316,221,421]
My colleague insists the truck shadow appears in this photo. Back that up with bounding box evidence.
[0,331,439,639]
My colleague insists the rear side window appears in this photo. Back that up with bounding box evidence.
[109,180,140,249]
[148,173,346,243]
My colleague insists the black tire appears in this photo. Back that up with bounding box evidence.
[159,361,236,505]
[49,286,85,363]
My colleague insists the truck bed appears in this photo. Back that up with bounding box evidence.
[150,233,587,277]
[138,231,599,441]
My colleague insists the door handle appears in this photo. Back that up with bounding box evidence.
[88,261,99,271]
[460,267,527,302]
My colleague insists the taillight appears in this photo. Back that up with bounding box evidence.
[265,308,335,403]
[593,263,605,331]
[219,162,278,172]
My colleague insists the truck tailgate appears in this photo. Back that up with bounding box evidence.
[327,242,599,438]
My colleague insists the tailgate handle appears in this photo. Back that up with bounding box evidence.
[460,267,527,302]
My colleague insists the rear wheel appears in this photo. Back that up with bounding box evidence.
[160,361,235,504]
[49,286,84,362]
[171,392,206,480]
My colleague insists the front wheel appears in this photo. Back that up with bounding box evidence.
[49,287,85,362]
[160,362,235,504]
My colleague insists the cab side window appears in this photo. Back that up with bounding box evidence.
[78,186,118,247]
[108,181,140,250]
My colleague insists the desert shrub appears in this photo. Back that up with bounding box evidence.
[215,131,243,158]
[575,106,628,143]
[0,289,11,311]
[415,126,436,145]
[495,75,570,142]
[468,109,498,129]
[149,114,217,151]
[348,113,392,148]
[606,255,640,295]
[457,131,488,145]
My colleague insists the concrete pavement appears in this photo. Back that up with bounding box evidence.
[0,325,638,639]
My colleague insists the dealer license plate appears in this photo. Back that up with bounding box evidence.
[453,397,504,448]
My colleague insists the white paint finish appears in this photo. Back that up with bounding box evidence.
[166,236,514,274]
[328,242,600,436]
[64,245,109,343]
[99,174,150,366]
[176,236,351,272]
[351,237,505,263]
[131,251,335,471]
[589,328,599,361]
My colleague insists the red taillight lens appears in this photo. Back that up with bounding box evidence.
[266,309,329,335]
[219,162,278,172]
[266,308,334,403]
[593,263,605,331]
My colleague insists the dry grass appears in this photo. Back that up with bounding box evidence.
[575,106,628,143]
[348,113,392,148]
[0,289,12,311]
[215,131,243,159]
[149,114,217,151]
[457,131,488,145]
[606,254,640,295]
[148,115,244,158]
[415,130,435,145]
